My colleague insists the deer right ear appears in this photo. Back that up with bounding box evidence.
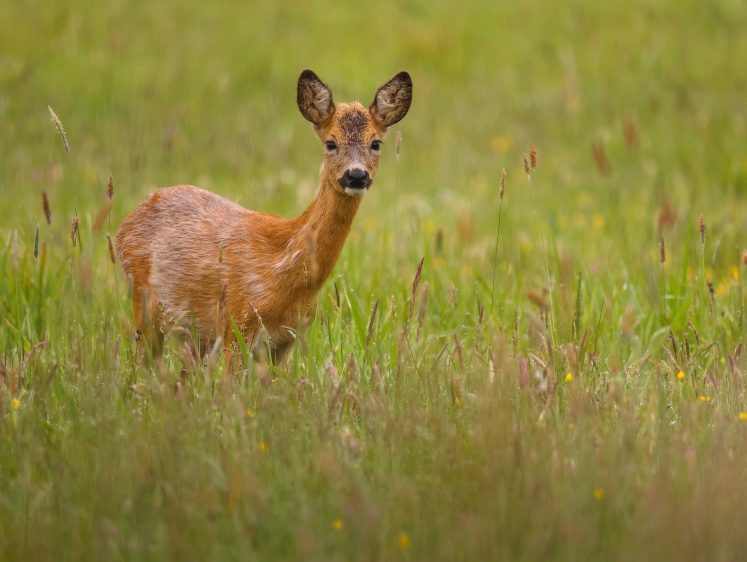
[297,70,335,127]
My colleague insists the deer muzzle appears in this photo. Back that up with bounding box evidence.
[338,168,372,192]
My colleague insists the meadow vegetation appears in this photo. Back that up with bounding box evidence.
[2,0,747,559]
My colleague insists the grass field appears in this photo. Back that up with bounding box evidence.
[2,0,747,559]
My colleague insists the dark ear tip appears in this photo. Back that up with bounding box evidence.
[299,69,319,83]
[395,71,412,87]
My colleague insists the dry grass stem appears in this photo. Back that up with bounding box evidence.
[395,131,402,161]
[48,105,70,153]
[416,282,428,343]
[107,176,114,200]
[366,299,379,347]
[33,225,40,259]
[92,203,112,234]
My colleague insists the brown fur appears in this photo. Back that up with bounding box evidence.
[116,70,412,365]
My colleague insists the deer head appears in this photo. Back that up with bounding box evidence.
[297,70,412,195]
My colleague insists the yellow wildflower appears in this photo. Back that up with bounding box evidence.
[592,214,605,229]
[700,396,711,403]
[677,371,685,379]
[565,373,573,382]
[594,488,604,500]
[420,220,435,235]
[333,520,343,530]
[491,136,509,153]
[739,412,747,420]
[398,532,411,550]
[11,398,20,410]
[260,441,266,451]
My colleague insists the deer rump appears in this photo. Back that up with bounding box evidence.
[117,185,314,358]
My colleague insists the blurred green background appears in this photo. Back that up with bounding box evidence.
[3,0,746,267]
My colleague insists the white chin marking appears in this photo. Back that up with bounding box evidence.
[344,186,368,196]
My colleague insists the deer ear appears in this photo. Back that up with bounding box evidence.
[370,72,412,128]
[297,70,335,126]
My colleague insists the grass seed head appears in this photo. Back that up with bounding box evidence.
[70,217,80,247]
[524,153,530,181]
[530,144,537,169]
[500,167,506,198]
[42,191,51,225]
[660,237,666,263]
[699,213,706,244]
[106,234,116,264]
[107,175,114,200]
[410,257,425,319]
[623,115,638,148]
[48,105,70,154]
[743,250,747,267]
[395,131,402,160]
[591,139,611,174]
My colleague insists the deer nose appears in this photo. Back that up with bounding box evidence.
[338,168,372,191]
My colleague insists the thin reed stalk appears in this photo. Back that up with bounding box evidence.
[526,145,559,360]
[660,236,667,325]
[490,168,506,315]
[700,214,707,335]
[393,131,402,276]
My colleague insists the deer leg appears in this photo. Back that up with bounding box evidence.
[132,285,164,362]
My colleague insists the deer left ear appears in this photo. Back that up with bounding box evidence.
[370,72,412,128]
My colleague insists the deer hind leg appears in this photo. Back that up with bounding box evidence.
[132,285,165,361]
[270,339,295,367]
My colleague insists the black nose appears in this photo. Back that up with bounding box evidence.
[338,168,372,190]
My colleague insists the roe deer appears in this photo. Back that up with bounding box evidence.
[116,69,412,365]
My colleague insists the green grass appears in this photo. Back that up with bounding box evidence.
[2,0,747,559]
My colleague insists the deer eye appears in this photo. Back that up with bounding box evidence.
[371,141,382,151]
[325,141,337,151]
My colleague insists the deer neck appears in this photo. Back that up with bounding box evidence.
[292,175,362,289]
